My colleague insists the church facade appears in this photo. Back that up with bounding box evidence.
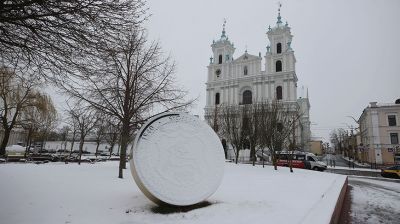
[204,10,311,151]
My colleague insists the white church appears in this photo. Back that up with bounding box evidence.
[204,8,311,151]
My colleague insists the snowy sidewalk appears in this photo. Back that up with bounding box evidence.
[341,156,370,167]
[0,162,346,224]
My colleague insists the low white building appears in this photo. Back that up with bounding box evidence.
[204,9,311,150]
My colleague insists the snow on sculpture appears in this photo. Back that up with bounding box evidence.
[130,112,225,206]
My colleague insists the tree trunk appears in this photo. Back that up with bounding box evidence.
[250,143,256,166]
[0,128,11,156]
[262,148,265,168]
[235,147,239,164]
[108,132,117,158]
[95,141,100,158]
[25,128,33,158]
[118,121,130,178]
[109,143,115,158]
[78,135,84,165]
[272,154,278,170]
[69,131,76,156]
[117,137,122,156]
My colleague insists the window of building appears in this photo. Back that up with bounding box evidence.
[276,86,283,100]
[390,133,399,144]
[277,43,282,54]
[218,54,222,64]
[244,66,248,75]
[215,69,221,78]
[242,90,252,104]
[215,93,220,105]
[388,115,397,126]
[276,60,282,72]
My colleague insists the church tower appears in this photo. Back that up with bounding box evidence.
[265,5,298,101]
[206,21,235,105]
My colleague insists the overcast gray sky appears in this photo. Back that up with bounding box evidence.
[143,0,400,142]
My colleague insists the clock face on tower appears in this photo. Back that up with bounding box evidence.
[215,69,221,78]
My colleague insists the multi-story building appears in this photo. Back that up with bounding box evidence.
[204,8,311,150]
[358,101,400,164]
[309,140,323,156]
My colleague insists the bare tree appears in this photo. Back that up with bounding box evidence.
[93,115,107,158]
[59,125,70,151]
[61,28,193,178]
[281,108,302,172]
[1,0,147,80]
[33,95,58,151]
[242,104,263,166]
[66,101,97,165]
[221,105,246,164]
[20,93,58,155]
[66,118,78,156]
[257,100,301,171]
[104,119,121,158]
[0,66,43,156]
[330,128,346,154]
[207,105,229,159]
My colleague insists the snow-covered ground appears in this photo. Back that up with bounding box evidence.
[341,156,370,167]
[0,162,346,224]
[349,177,400,224]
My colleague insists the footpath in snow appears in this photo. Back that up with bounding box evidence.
[0,162,346,224]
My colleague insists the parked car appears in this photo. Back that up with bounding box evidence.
[381,165,400,179]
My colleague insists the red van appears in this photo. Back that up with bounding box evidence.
[276,152,306,169]
[276,152,327,171]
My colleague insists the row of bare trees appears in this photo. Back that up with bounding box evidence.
[210,100,302,171]
[330,128,347,154]
[0,67,58,156]
[1,1,193,178]
[58,28,193,178]
[61,102,125,165]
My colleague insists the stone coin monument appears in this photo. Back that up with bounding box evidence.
[130,112,225,206]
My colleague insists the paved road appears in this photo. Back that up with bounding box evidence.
[341,176,400,224]
[325,168,382,178]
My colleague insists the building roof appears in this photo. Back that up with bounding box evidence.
[233,52,261,62]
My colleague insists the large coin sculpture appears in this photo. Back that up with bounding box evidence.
[130,112,225,206]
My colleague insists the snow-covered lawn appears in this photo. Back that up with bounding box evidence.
[0,162,346,224]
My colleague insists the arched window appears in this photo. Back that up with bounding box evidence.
[244,66,248,75]
[215,93,220,105]
[242,90,252,104]
[276,86,282,100]
[277,43,282,54]
[276,60,282,72]
[218,55,222,64]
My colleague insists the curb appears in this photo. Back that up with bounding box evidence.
[330,176,348,224]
